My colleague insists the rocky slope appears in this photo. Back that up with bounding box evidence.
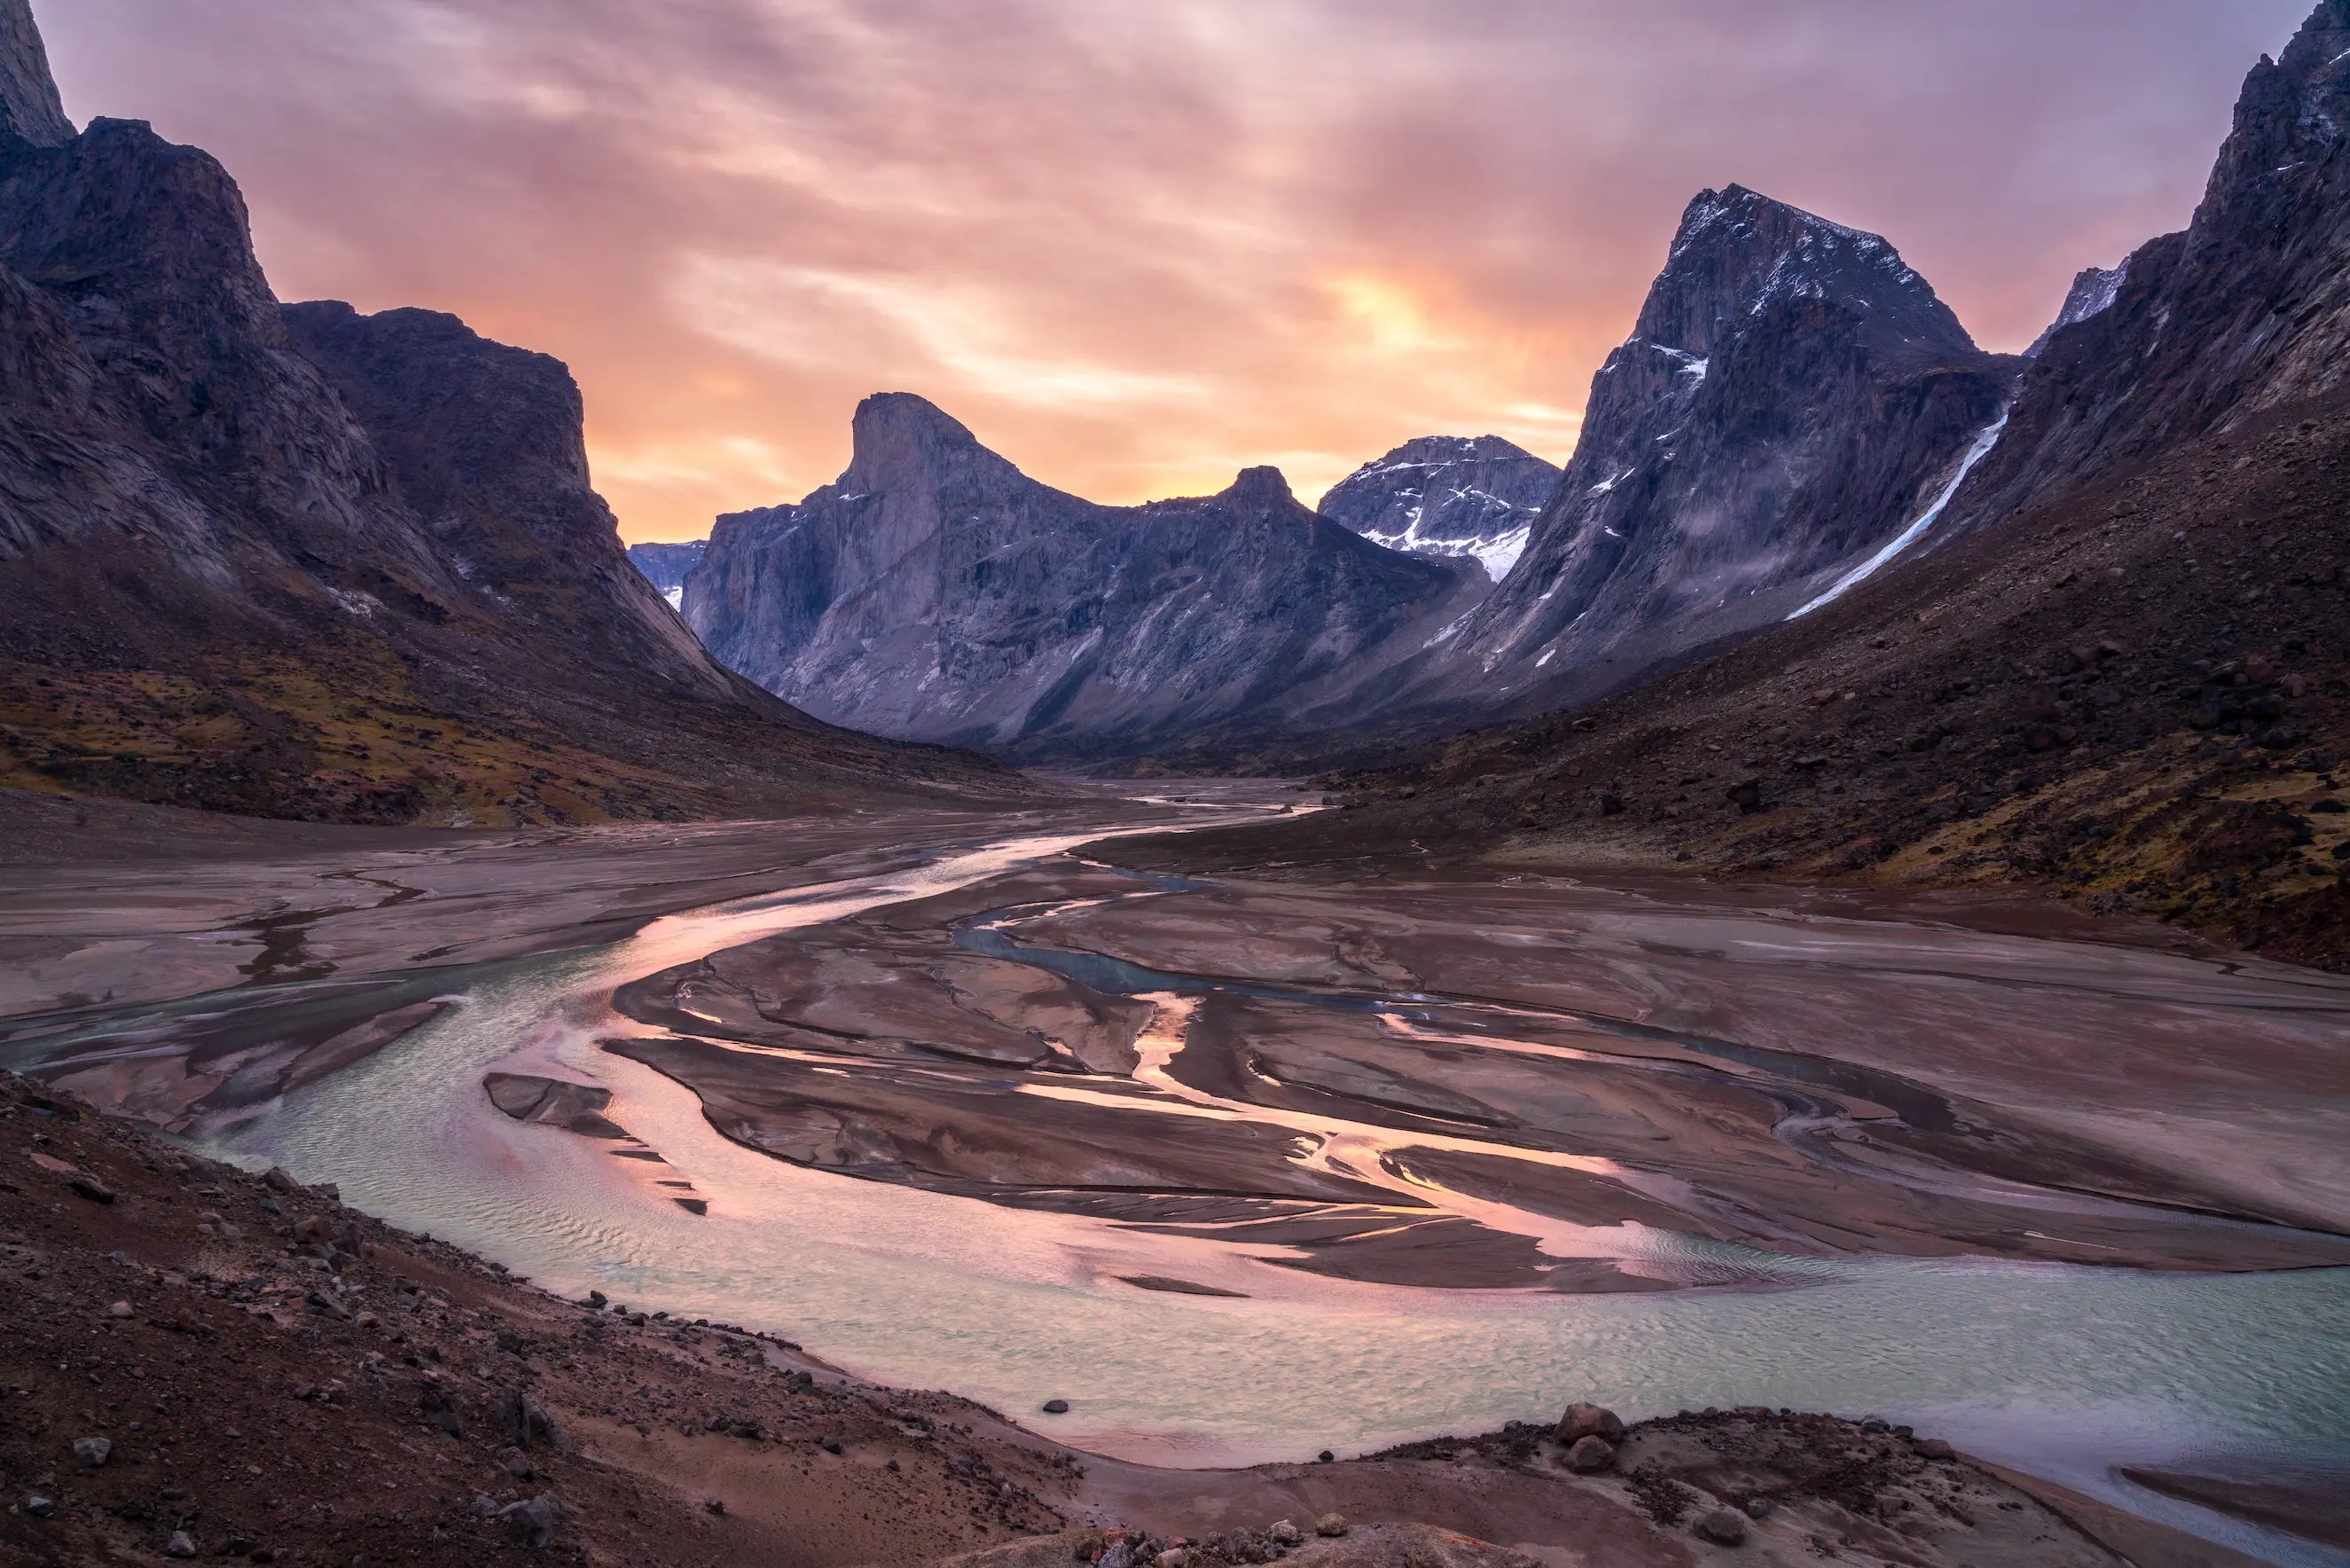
[685,394,1474,763]
[0,1070,2277,1568]
[0,3,1013,824]
[627,540,709,609]
[1314,435,1561,580]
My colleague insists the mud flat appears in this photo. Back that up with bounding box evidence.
[4,793,2347,1564]
[613,859,2350,1286]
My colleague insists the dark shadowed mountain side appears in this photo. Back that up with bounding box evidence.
[628,539,708,607]
[1315,435,1561,580]
[1932,0,2350,545]
[685,394,1477,764]
[0,3,1016,824]
[1377,186,2017,727]
[1112,2,2350,971]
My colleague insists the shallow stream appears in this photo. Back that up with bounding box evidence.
[91,828,2350,1566]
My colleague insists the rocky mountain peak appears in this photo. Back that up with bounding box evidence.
[1220,465,1296,509]
[0,0,73,148]
[1641,184,1975,361]
[2025,264,2126,357]
[1317,435,1561,579]
[842,390,1025,498]
[2192,0,2350,246]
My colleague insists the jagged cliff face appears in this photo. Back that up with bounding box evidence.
[1316,435,1561,580]
[1949,0,2350,529]
[627,541,708,608]
[281,302,721,689]
[0,4,1007,821]
[687,394,1471,761]
[1408,186,2014,716]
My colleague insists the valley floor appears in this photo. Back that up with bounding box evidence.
[2,788,2346,1566]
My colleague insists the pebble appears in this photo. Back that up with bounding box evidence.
[25,1496,54,1519]
[1315,1514,1349,1538]
[107,1300,132,1319]
[1041,1399,1070,1415]
[72,1435,112,1468]
[164,1531,199,1558]
[1694,1507,1748,1547]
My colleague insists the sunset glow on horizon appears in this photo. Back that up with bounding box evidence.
[39,0,2309,542]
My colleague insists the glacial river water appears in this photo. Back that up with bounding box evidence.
[145,827,2350,1567]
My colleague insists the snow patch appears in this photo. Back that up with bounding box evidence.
[1790,409,2008,620]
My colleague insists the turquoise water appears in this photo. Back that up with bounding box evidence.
[26,832,2348,1565]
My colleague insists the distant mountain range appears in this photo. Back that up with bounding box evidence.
[685,186,2024,763]
[7,0,2346,961]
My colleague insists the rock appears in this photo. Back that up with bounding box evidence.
[1315,1515,1349,1538]
[1564,1436,1616,1473]
[72,1435,111,1468]
[1557,1402,1626,1445]
[1694,1508,1749,1546]
[25,1495,54,1519]
[1741,1498,1772,1520]
[1041,1399,1070,1415]
[496,1387,571,1453]
[263,1167,302,1195]
[497,1493,563,1549]
[1725,779,1763,813]
[466,1494,499,1518]
[1914,1437,1955,1460]
[1316,1451,1335,1464]
[106,1300,132,1318]
[1270,1521,1303,1547]
[586,1290,607,1309]
[164,1530,199,1558]
[1155,1551,1188,1568]
[68,1174,115,1204]
[1597,790,1626,816]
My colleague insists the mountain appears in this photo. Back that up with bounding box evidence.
[1150,2,2350,970]
[1316,435,1561,579]
[0,2,1011,823]
[2024,264,2124,357]
[685,394,1475,762]
[1392,186,2016,719]
[627,540,708,609]
[1944,0,2350,535]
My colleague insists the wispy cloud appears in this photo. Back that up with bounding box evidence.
[37,0,2312,537]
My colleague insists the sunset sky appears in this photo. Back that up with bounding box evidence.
[40,1,2312,543]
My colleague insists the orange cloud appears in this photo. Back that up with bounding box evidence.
[35,0,2311,540]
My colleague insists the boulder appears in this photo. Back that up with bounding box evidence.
[1694,1508,1748,1546]
[1564,1436,1616,1473]
[1556,1403,1626,1445]
[498,1493,563,1549]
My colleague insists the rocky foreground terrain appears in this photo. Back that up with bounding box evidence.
[0,1071,2286,1568]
